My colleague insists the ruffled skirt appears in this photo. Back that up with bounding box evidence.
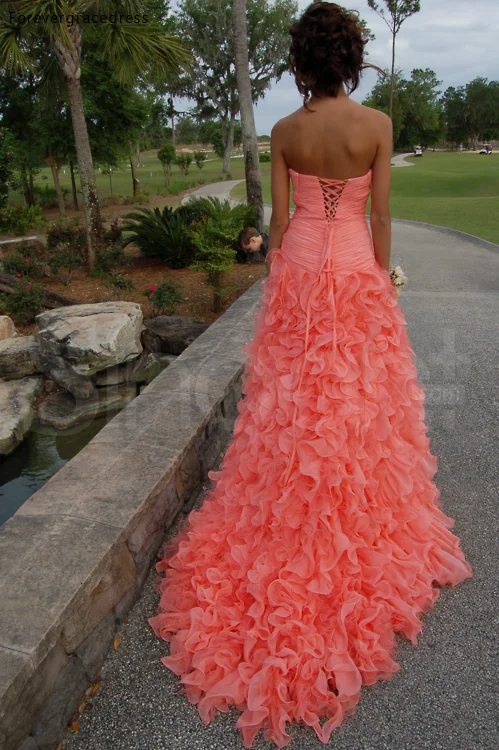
[148,246,473,748]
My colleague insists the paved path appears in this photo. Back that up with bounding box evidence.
[62,184,498,750]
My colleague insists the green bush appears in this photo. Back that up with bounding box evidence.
[34,184,70,209]
[4,282,48,323]
[143,280,183,316]
[104,273,136,295]
[259,150,271,162]
[122,192,150,206]
[0,205,45,235]
[93,243,133,275]
[47,218,87,254]
[2,251,44,279]
[46,243,85,285]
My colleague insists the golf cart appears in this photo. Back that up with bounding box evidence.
[413,145,423,157]
[479,144,492,155]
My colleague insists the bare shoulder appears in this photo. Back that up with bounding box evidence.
[362,105,392,134]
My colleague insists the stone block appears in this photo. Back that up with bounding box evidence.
[31,655,88,748]
[74,611,117,681]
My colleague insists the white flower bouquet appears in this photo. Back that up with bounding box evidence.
[389,264,408,296]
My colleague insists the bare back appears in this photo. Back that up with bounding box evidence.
[280,98,385,180]
[274,97,393,270]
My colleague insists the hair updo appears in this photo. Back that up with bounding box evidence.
[288,2,369,110]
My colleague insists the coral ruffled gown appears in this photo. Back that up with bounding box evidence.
[148,167,473,748]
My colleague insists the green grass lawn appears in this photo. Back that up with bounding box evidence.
[231,151,499,244]
[8,151,254,206]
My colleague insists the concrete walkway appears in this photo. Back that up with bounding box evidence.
[62,184,498,750]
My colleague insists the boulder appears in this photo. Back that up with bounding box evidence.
[141,315,208,355]
[33,302,143,398]
[0,335,40,379]
[0,315,19,340]
[0,376,44,455]
[37,382,137,429]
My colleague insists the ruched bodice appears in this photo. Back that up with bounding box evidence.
[281,168,375,277]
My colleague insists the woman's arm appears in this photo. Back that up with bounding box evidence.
[370,114,393,272]
[268,121,290,265]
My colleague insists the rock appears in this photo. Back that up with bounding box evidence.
[0,376,44,455]
[31,338,96,400]
[141,315,208,355]
[0,335,40,380]
[0,315,19,340]
[91,360,135,387]
[92,351,164,387]
[129,350,162,384]
[37,382,136,429]
[33,302,143,398]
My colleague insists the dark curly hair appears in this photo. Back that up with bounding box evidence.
[288,2,373,111]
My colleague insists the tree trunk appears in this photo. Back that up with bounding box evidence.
[233,0,264,234]
[48,153,66,216]
[222,115,236,173]
[53,23,104,270]
[69,158,79,210]
[389,29,396,120]
[129,141,140,197]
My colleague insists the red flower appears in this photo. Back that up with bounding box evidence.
[148,285,156,292]
[25,258,30,262]
[17,272,22,277]
[84,245,88,249]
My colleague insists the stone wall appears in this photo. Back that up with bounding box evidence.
[0,280,263,750]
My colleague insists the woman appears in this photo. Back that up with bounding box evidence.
[148,3,473,747]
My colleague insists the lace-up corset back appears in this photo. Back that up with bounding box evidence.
[280,168,375,277]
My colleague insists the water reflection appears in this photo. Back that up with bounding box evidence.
[0,412,116,526]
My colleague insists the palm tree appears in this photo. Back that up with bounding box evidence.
[0,0,195,269]
[232,0,264,235]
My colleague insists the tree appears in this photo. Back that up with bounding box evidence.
[232,0,264,234]
[367,1,420,121]
[176,0,296,173]
[0,0,195,269]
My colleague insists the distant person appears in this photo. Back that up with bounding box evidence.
[459,143,463,154]
[238,227,269,264]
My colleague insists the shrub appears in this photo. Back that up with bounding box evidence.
[121,206,197,268]
[93,243,133,275]
[0,205,45,235]
[46,243,85,285]
[47,218,87,255]
[143,280,183,316]
[176,153,193,177]
[188,215,240,312]
[259,150,271,162]
[34,184,70,209]
[193,151,207,170]
[2,251,44,279]
[104,273,136,296]
[4,282,48,323]
[122,192,150,206]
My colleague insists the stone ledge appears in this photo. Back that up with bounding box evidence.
[0,276,264,750]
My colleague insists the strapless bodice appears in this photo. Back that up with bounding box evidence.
[280,167,375,277]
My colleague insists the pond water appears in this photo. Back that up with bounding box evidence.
[0,412,117,526]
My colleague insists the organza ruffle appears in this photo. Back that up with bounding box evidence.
[148,247,473,748]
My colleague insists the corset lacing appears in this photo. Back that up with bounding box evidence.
[279,179,347,488]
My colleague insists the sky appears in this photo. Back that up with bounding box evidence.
[172,0,499,136]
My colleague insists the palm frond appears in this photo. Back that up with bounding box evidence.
[99,22,196,86]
